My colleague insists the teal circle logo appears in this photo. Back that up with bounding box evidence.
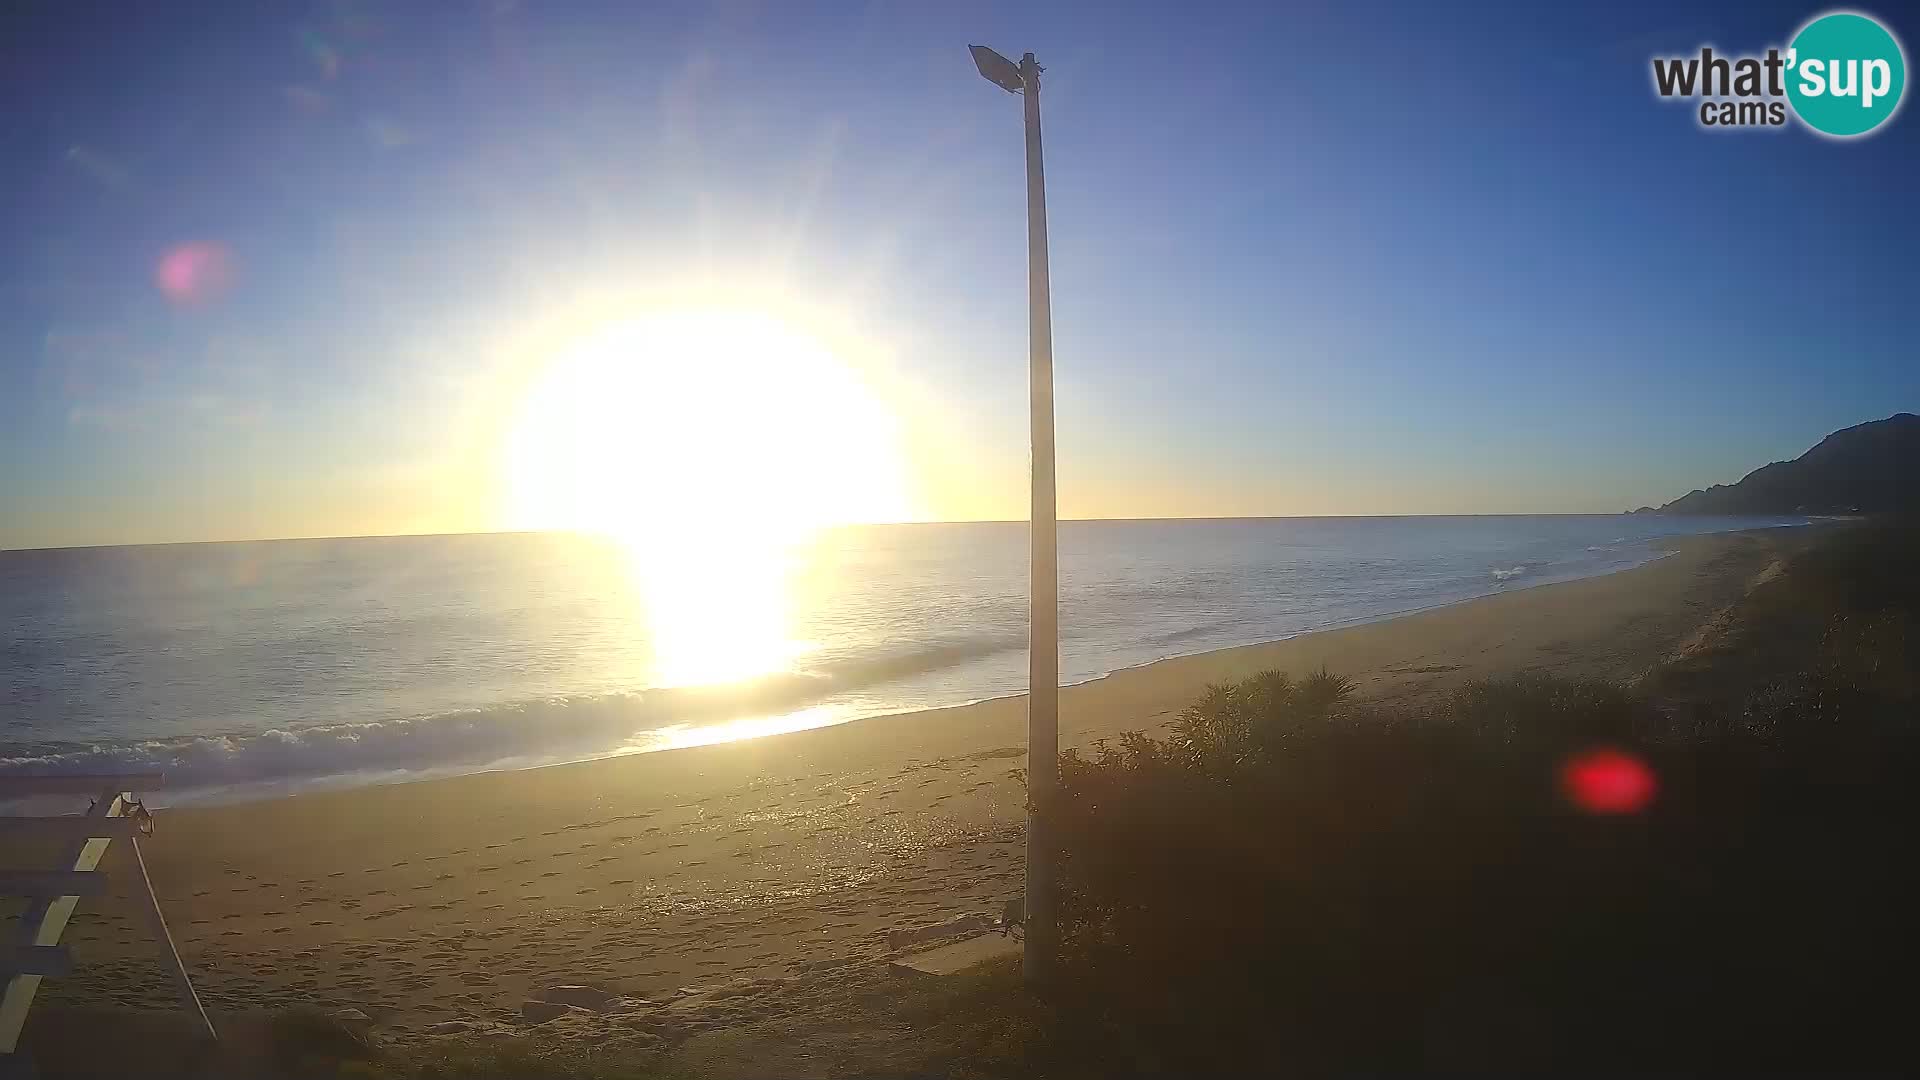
[1786,12,1906,137]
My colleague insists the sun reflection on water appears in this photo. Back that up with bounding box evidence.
[650,704,850,751]
[624,531,808,691]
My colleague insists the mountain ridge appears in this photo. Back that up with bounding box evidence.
[1634,413,1920,515]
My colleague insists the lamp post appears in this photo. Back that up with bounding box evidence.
[970,44,1058,984]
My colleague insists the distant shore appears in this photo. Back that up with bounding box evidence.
[40,527,1812,1032]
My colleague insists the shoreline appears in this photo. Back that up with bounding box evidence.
[141,524,1789,808]
[30,526,1815,1029]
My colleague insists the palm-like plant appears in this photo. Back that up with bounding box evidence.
[1171,668,1357,773]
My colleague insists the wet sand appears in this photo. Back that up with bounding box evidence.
[20,528,1801,1031]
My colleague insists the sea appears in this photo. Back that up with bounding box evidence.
[0,515,1805,803]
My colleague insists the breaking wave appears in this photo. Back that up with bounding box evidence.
[0,633,1023,796]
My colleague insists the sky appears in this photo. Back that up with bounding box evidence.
[2,0,1916,550]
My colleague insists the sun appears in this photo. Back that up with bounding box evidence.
[503,306,913,688]
[505,307,912,543]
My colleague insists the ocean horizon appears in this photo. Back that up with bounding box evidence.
[1,514,1806,803]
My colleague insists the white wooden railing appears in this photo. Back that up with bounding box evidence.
[0,774,214,1061]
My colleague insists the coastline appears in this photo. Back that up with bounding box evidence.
[31,526,1812,1029]
[112,520,1802,807]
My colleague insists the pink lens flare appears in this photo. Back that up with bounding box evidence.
[155,242,234,306]
[1560,748,1657,815]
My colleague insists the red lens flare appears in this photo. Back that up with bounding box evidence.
[1560,748,1657,815]
[155,242,234,306]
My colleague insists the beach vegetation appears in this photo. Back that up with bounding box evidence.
[1032,520,1920,1072]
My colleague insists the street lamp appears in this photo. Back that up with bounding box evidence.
[971,44,1058,985]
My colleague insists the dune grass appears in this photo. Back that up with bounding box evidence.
[1028,520,1920,1073]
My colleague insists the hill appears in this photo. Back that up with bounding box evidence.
[1641,413,1920,515]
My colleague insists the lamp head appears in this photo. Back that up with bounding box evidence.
[970,45,1025,93]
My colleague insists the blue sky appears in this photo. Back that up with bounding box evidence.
[3,0,1916,548]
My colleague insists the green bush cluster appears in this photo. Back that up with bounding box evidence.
[1043,526,1920,1071]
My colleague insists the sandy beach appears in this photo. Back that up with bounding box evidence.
[20,527,1803,1032]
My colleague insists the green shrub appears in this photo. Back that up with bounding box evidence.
[1170,668,1357,771]
[1043,656,1920,1071]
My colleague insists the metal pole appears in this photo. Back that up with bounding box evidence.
[1019,50,1059,985]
